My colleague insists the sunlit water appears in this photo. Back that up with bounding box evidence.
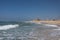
[0,21,60,40]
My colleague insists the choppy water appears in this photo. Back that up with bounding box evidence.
[0,21,60,40]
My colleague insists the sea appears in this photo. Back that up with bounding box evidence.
[0,21,60,40]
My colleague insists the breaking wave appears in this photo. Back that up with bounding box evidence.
[44,24,58,27]
[25,21,41,24]
[0,21,60,40]
[0,24,19,30]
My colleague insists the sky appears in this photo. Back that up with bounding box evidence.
[0,0,60,21]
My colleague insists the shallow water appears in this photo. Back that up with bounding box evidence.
[0,21,60,40]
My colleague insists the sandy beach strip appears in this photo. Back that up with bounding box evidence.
[32,20,60,26]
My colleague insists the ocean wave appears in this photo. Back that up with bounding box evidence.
[0,24,19,30]
[25,21,41,24]
[53,27,60,30]
[44,24,58,27]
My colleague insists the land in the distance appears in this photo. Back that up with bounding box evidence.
[31,19,60,25]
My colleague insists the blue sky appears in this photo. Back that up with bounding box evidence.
[0,0,60,21]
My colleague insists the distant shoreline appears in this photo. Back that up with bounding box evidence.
[32,20,60,25]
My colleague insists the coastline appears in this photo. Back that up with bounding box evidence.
[32,20,60,25]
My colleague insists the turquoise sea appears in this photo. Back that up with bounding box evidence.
[0,21,60,40]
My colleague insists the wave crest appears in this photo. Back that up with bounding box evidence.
[0,24,19,30]
[44,24,58,27]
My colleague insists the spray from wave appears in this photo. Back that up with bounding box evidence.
[0,24,19,30]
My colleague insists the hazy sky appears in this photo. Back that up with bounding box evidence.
[0,0,60,21]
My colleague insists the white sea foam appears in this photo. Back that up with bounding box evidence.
[29,31,33,36]
[44,24,58,27]
[53,28,60,30]
[0,37,3,40]
[0,24,19,30]
[25,21,41,24]
[25,21,33,23]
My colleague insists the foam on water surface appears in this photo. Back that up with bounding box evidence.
[53,28,60,30]
[0,21,60,40]
[0,24,19,30]
[44,24,58,27]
